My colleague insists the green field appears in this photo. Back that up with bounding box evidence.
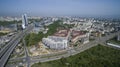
[32,45,120,67]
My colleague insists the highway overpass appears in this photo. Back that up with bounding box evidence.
[0,24,33,67]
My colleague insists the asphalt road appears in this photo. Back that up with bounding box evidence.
[9,31,120,67]
[30,31,120,66]
[23,38,30,67]
[0,24,34,67]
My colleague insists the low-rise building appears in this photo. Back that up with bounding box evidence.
[32,22,44,34]
[71,30,89,44]
[81,37,89,44]
[0,35,10,45]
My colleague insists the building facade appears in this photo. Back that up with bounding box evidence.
[42,29,70,50]
[42,36,68,50]
[22,14,28,29]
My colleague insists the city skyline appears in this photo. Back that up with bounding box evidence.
[0,0,120,18]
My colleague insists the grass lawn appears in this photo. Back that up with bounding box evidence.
[32,45,120,67]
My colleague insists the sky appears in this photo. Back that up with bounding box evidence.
[0,0,120,17]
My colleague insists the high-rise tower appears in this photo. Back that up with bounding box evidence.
[22,14,28,29]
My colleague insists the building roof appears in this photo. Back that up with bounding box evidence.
[53,29,69,37]
[71,30,85,39]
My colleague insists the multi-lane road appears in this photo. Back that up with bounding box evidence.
[9,31,120,67]
[0,24,34,67]
[29,31,120,66]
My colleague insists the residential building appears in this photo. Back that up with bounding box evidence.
[42,29,70,50]
[71,30,89,44]
[42,36,68,50]
[32,22,44,34]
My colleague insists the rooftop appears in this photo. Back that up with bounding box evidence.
[53,29,69,37]
[72,30,85,39]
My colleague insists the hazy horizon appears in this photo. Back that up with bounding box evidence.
[0,0,120,18]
